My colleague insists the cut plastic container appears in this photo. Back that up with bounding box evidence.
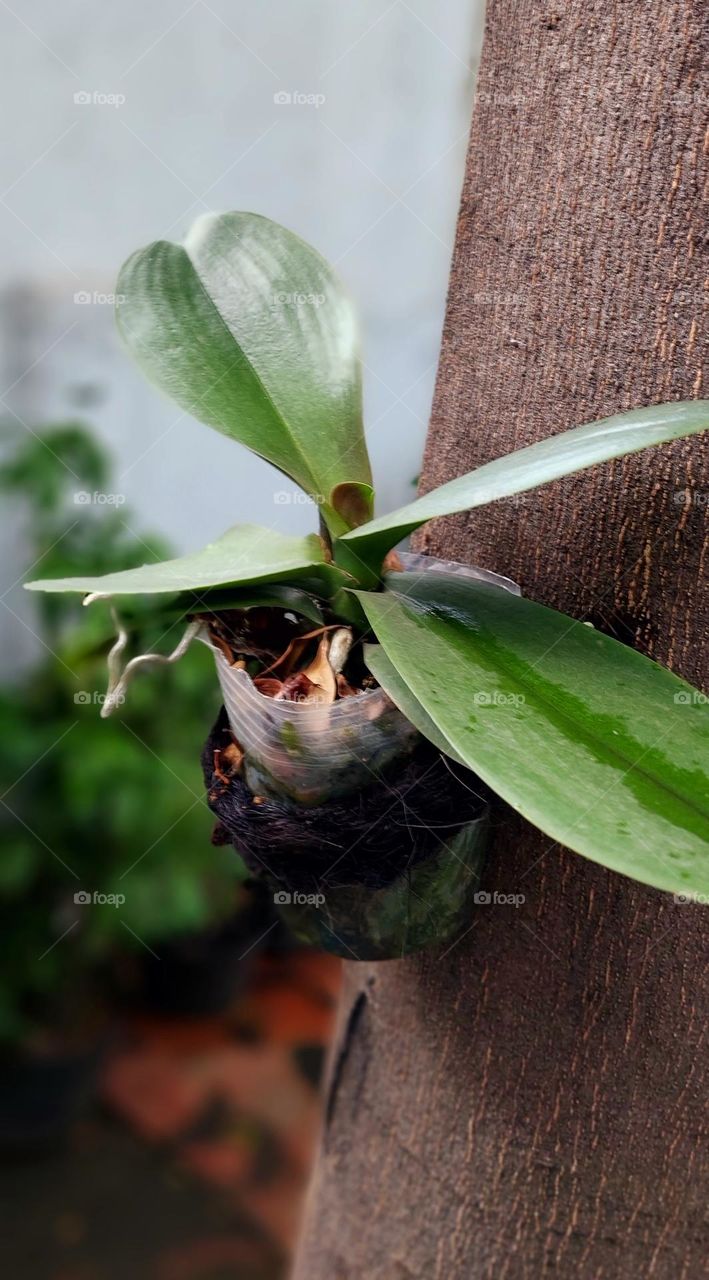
[208,650,419,806]
[207,551,519,808]
[205,552,519,958]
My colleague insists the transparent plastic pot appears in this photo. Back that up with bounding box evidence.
[206,551,519,809]
[207,648,419,807]
[261,810,490,961]
[205,552,519,958]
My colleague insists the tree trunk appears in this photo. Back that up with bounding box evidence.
[293,2,708,1277]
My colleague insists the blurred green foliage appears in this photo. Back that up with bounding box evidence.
[0,422,244,1043]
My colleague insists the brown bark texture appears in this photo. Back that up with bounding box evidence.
[293,2,708,1278]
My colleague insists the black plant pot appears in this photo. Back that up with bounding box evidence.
[201,553,519,962]
[204,715,490,962]
[266,805,489,961]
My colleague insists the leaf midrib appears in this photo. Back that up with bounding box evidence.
[389,595,709,832]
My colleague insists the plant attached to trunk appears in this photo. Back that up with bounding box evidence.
[26,212,709,910]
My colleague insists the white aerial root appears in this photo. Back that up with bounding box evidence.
[89,599,202,718]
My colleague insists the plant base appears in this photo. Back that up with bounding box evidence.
[203,710,489,961]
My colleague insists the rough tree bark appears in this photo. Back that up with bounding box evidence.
[293,3,708,1277]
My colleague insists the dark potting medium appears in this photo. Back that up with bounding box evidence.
[198,553,521,960]
[202,710,490,961]
[207,552,520,812]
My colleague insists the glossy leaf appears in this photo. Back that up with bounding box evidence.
[123,584,327,631]
[116,211,372,529]
[25,524,349,599]
[363,643,466,767]
[341,400,709,565]
[357,573,709,897]
[175,584,324,625]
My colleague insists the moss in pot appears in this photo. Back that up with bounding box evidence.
[24,211,709,960]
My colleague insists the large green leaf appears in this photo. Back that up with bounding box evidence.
[357,572,709,897]
[363,643,466,767]
[341,400,709,566]
[25,524,348,598]
[103,585,327,634]
[116,211,372,531]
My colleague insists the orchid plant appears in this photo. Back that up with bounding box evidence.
[26,212,709,901]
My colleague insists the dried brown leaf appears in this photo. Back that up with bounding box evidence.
[275,672,318,702]
[260,624,340,679]
[336,673,359,698]
[301,635,337,704]
[253,676,285,698]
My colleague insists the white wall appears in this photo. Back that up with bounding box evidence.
[0,0,483,668]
